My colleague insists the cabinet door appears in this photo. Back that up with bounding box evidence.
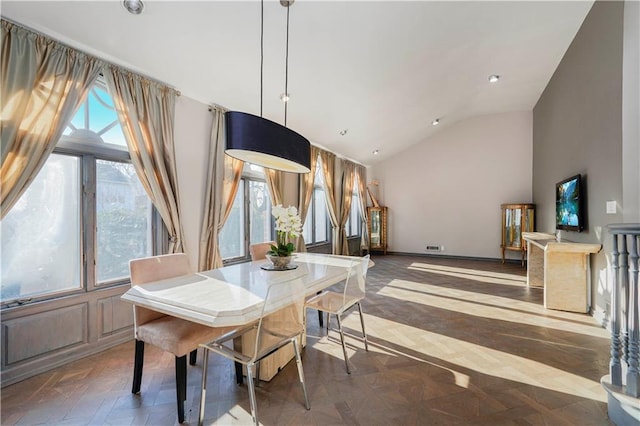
[370,209,381,247]
[525,207,535,233]
[504,207,523,248]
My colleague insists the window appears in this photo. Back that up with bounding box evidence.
[219,165,273,263]
[1,80,156,304]
[345,186,362,238]
[96,159,153,283]
[302,162,329,245]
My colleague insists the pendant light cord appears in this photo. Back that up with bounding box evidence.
[260,0,264,117]
[284,3,290,127]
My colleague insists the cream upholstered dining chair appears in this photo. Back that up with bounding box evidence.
[129,253,232,424]
[198,274,311,426]
[249,241,275,261]
[305,255,371,374]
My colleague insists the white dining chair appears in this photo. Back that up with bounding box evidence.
[198,274,311,426]
[251,241,325,328]
[305,254,370,373]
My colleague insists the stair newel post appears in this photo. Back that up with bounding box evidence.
[610,233,622,386]
[626,234,639,397]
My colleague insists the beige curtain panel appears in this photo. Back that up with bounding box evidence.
[354,164,369,250]
[103,66,185,254]
[338,160,356,255]
[0,20,101,218]
[318,149,341,254]
[264,168,284,207]
[296,145,320,252]
[198,106,243,270]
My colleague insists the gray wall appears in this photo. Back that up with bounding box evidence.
[532,0,624,324]
[622,0,640,222]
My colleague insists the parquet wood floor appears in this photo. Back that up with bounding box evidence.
[1,255,613,425]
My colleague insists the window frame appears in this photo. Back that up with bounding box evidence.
[345,187,362,238]
[303,175,330,247]
[1,84,163,308]
[221,173,274,265]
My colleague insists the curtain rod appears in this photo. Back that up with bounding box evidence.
[208,103,228,112]
[1,17,180,96]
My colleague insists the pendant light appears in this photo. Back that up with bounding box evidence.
[225,0,311,173]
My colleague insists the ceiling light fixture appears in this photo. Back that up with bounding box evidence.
[373,149,379,155]
[432,118,440,126]
[225,0,310,173]
[339,129,348,136]
[489,74,500,83]
[122,0,144,15]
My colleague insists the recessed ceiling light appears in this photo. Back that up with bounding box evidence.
[123,0,144,15]
[339,129,348,136]
[373,149,379,155]
[432,118,440,126]
[280,93,290,103]
[489,74,500,83]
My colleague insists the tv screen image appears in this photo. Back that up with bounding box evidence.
[555,174,583,232]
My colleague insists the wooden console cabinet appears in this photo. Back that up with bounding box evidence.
[522,232,602,313]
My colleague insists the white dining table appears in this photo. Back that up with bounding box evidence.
[121,252,368,328]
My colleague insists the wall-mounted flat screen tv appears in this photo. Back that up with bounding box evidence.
[555,174,584,232]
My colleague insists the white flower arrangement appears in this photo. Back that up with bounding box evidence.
[268,205,302,257]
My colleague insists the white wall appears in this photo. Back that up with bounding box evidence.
[174,95,212,269]
[369,111,533,260]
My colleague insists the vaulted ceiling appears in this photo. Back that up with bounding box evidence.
[2,1,594,165]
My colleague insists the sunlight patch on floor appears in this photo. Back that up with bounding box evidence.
[206,404,249,425]
[379,278,608,336]
[364,313,607,403]
[307,313,396,361]
[409,262,528,287]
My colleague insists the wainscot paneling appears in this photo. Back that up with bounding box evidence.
[3,303,87,365]
[1,285,134,387]
[98,294,134,337]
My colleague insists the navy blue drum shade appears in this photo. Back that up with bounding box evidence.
[225,111,311,173]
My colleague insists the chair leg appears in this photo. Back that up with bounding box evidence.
[293,337,310,410]
[199,347,209,426]
[189,349,197,365]
[175,355,187,423]
[357,302,369,351]
[336,315,351,374]
[246,363,259,426]
[132,339,145,394]
[326,313,331,333]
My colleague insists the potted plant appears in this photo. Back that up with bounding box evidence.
[266,205,302,269]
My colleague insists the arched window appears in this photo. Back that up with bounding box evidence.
[1,79,157,304]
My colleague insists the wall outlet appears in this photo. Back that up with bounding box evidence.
[606,201,617,214]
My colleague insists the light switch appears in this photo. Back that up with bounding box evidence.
[606,201,617,214]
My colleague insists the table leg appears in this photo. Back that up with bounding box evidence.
[233,337,243,385]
